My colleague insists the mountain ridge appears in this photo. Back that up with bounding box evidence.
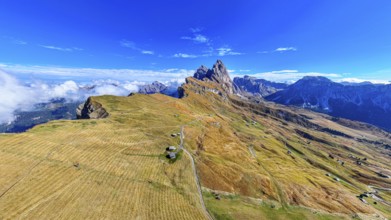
[265,76,391,131]
[1,60,391,219]
[233,75,288,97]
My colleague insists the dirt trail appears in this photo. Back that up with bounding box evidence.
[180,126,214,220]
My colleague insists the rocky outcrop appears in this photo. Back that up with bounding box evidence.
[193,65,209,80]
[193,60,237,94]
[234,75,287,97]
[76,97,109,119]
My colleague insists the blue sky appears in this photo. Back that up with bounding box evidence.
[1,0,391,83]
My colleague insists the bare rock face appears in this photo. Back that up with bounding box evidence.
[76,97,109,119]
[208,60,236,94]
[137,81,168,94]
[233,75,288,97]
[192,60,236,94]
[193,65,209,80]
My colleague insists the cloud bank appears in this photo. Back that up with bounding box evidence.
[231,70,390,84]
[0,70,143,124]
[231,70,343,84]
[0,63,194,82]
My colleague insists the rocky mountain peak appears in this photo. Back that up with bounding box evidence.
[138,81,167,94]
[193,65,209,80]
[299,76,333,84]
[209,59,231,83]
[192,60,236,94]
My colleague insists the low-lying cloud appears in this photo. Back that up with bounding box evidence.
[0,70,143,124]
[0,63,193,82]
[231,70,342,84]
[231,70,390,84]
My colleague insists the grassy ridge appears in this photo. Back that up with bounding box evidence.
[0,89,390,219]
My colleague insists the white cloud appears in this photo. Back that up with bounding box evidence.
[0,65,196,124]
[275,47,297,52]
[338,78,390,84]
[194,34,209,43]
[0,71,33,123]
[217,47,242,56]
[120,40,155,55]
[2,36,27,45]
[258,47,297,54]
[72,47,83,51]
[142,50,154,55]
[181,34,209,44]
[39,45,83,52]
[0,70,143,124]
[173,53,198,58]
[232,70,342,83]
[0,63,194,83]
[92,84,130,96]
[164,68,180,72]
[190,27,202,33]
[14,40,27,45]
[120,40,137,49]
[233,71,391,84]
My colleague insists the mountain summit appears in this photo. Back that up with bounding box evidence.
[192,60,236,94]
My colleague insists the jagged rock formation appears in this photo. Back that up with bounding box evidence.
[138,81,168,94]
[192,60,237,94]
[76,97,109,119]
[266,76,391,131]
[233,75,287,97]
[132,81,181,98]
[193,65,209,80]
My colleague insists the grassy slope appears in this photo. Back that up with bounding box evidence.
[0,80,390,220]
[0,94,206,220]
[180,78,391,219]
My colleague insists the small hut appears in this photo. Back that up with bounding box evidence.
[166,146,176,151]
[167,152,176,159]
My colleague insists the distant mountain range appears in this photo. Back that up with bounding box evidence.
[265,76,391,131]
[136,81,180,97]
[233,75,288,97]
[0,99,80,133]
[188,66,391,131]
[2,61,391,133]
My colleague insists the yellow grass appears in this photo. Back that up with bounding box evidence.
[1,84,390,220]
[0,94,207,220]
